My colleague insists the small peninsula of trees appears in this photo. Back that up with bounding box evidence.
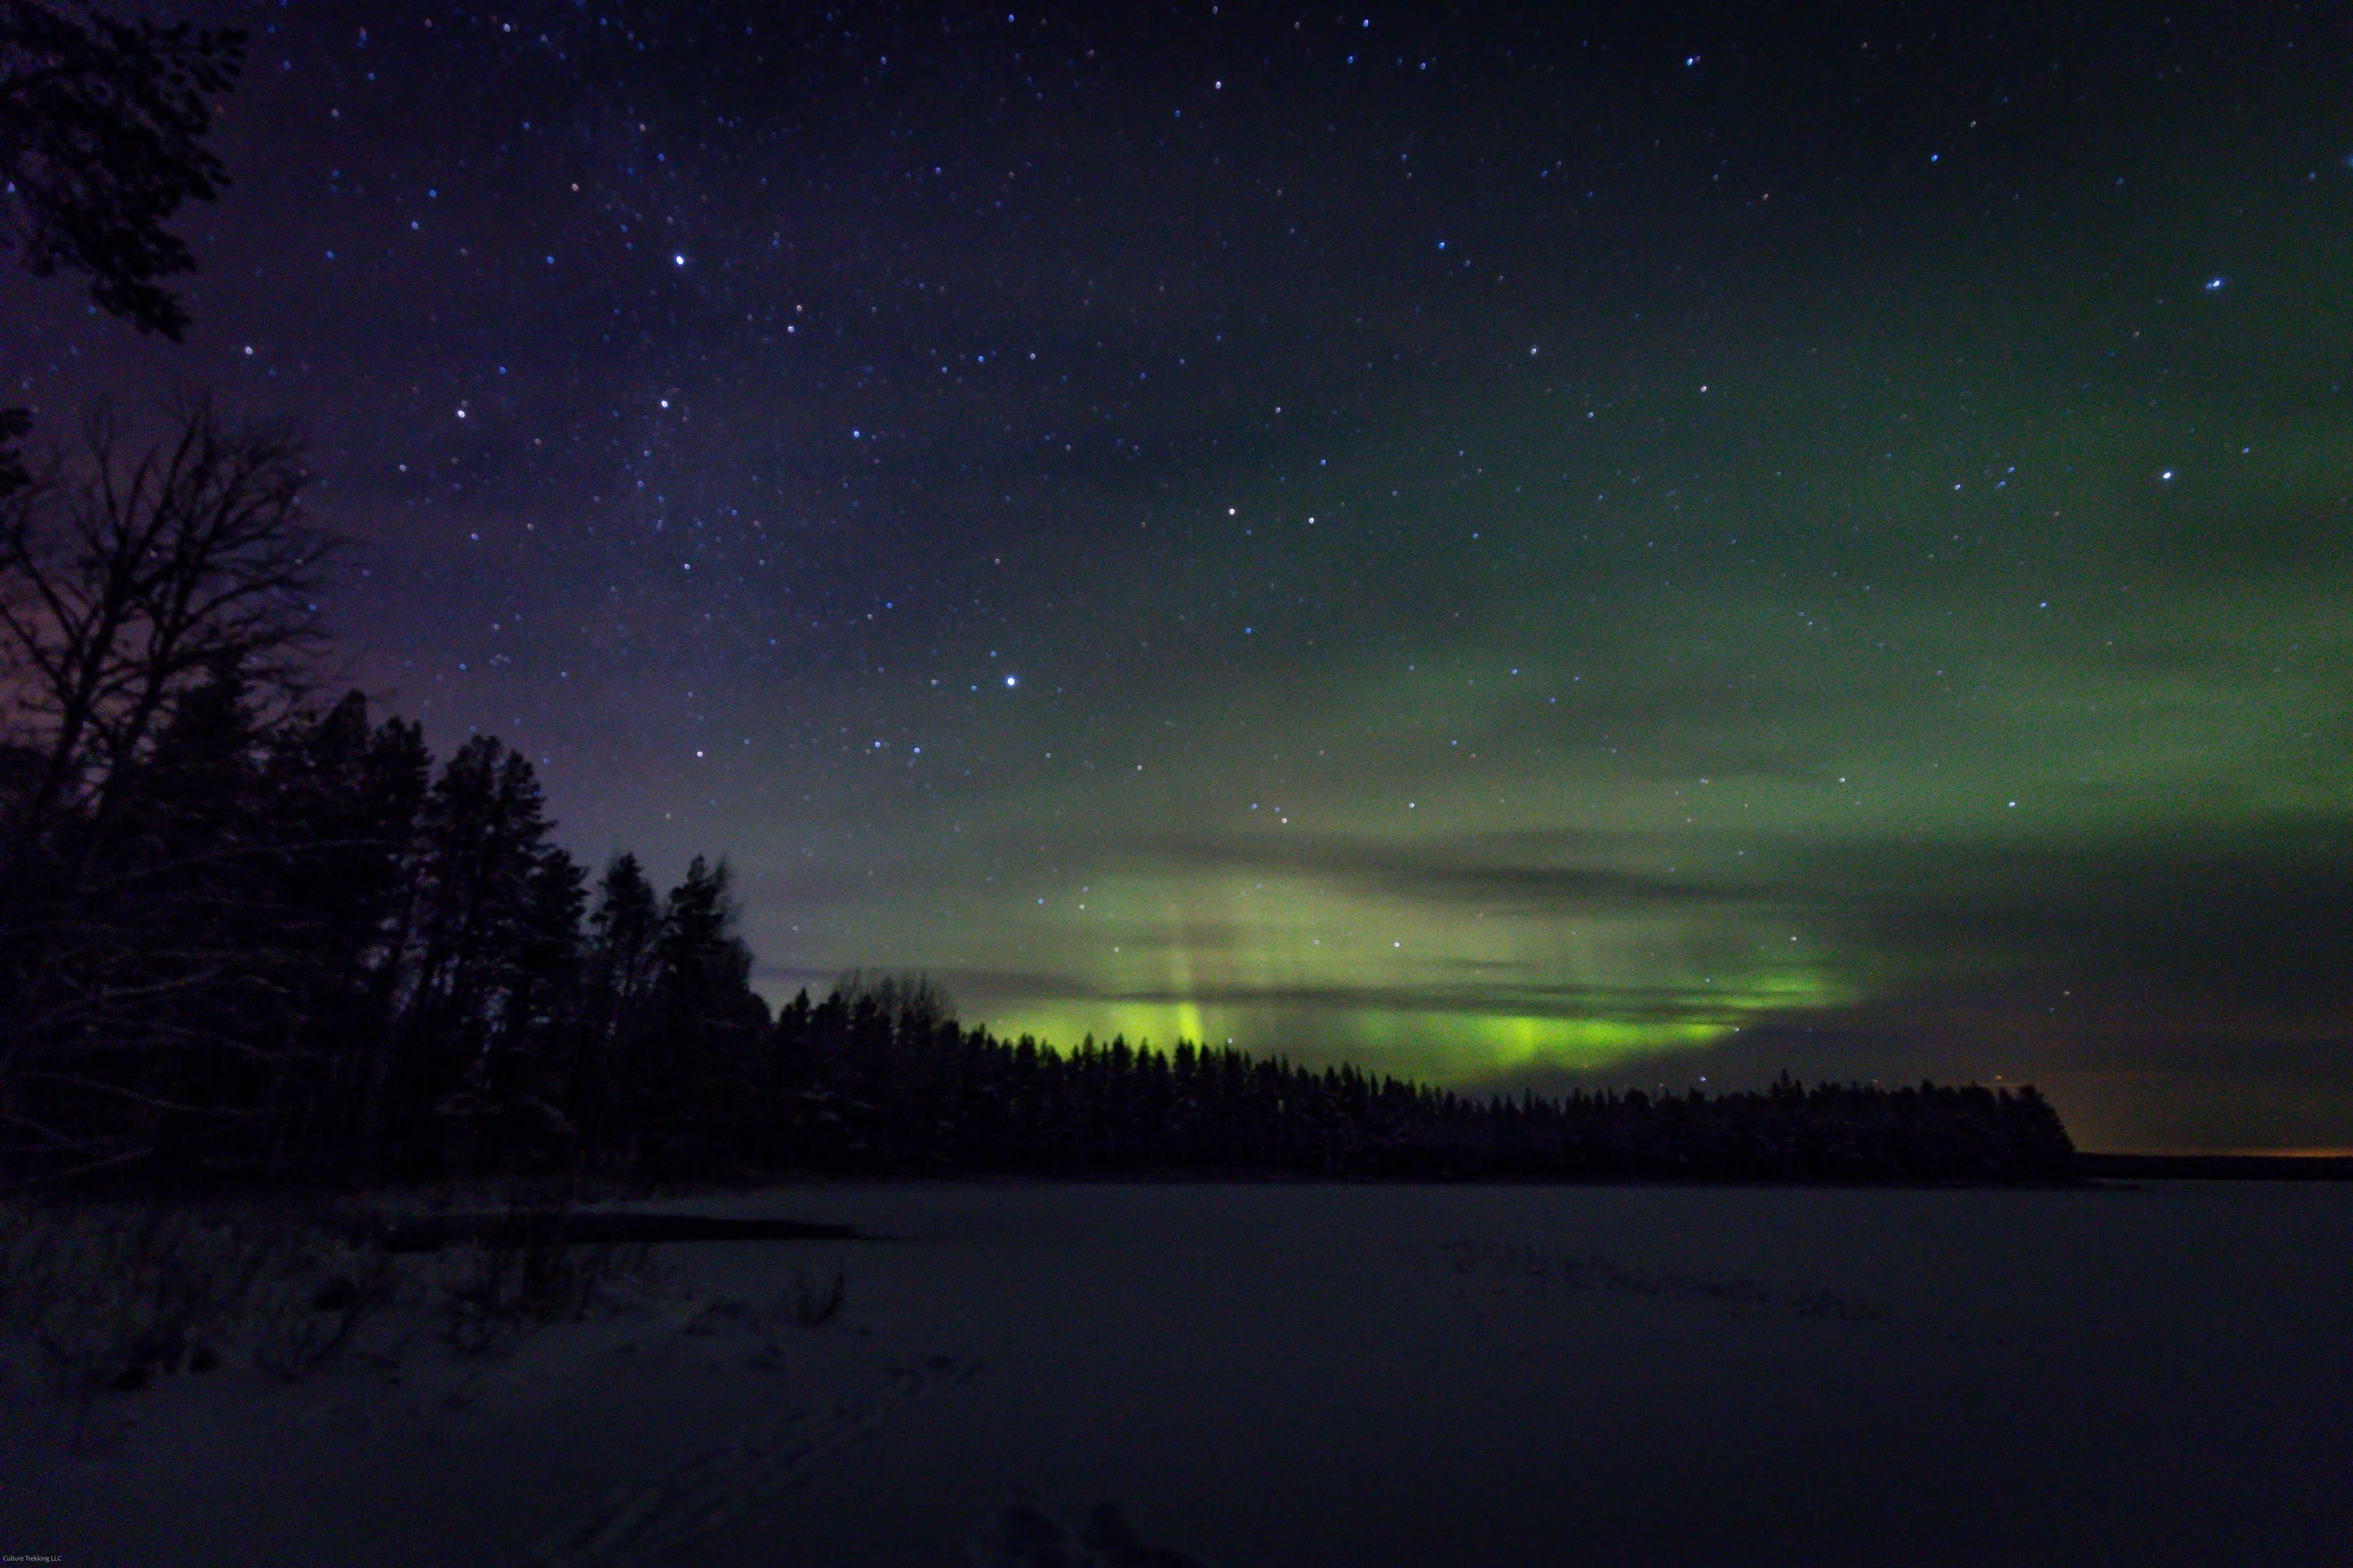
[755,1006,2076,1184]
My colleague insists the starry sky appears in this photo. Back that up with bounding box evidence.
[8,1,2350,1150]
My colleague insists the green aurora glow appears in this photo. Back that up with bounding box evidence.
[736,266,2352,1150]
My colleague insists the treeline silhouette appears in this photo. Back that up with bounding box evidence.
[0,667,774,1184]
[0,659,2074,1186]
[765,1000,2076,1183]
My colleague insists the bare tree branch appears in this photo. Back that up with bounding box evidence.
[0,396,333,1085]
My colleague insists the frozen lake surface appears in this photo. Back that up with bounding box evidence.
[11,1181,2352,1566]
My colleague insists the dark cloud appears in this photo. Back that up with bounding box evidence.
[1791,820,2353,1013]
[1126,828,1745,914]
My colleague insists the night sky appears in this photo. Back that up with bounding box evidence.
[8,2,2349,1150]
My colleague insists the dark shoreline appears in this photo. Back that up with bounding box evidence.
[2076,1153,2353,1181]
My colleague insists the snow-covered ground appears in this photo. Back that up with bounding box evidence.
[8,1181,2349,1566]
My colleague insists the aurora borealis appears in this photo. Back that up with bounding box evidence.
[5,4,2348,1149]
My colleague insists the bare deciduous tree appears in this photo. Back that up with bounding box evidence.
[832,969,955,1033]
[0,399,327,846]
[0,399,329,1131]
